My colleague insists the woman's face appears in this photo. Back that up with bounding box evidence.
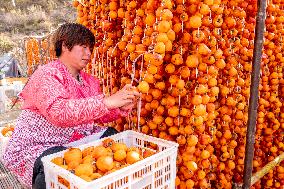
[63,44,91,71]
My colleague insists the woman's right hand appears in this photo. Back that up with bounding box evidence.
[103,84,140,109]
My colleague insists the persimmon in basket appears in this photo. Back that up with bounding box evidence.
[51,139,157,182]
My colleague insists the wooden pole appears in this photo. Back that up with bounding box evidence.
[251,152,284,185]
[242,0,267,188]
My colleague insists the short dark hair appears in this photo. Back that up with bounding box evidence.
[52,23,95,57]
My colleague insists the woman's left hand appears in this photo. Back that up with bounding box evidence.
[120,91,140,112]
[103,84,140,109]
[120,102,135,112]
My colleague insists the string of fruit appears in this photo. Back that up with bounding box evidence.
[135,0,175,139]
[228,0,255,186]
[25,38,40,75]
[254,1,284,188]
[169,0,216,188]
[212,1,251,188]
[25,36,56,76]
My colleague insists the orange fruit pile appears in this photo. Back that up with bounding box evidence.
[51,138,156,182]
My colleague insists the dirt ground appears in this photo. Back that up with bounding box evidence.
[0,109,21,127]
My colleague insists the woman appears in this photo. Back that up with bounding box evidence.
[2,23,139,188]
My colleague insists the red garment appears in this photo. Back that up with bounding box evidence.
[2,60,126,187]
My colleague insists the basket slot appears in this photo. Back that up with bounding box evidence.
[131,174,152,189]
[151,159,163,188]
[141,184,152,189]
[154,168,163,179]
[154,177,163,188]
[142,141,150,148]
[159,146,167,152]
[164,164,172,186]
[153,155,174,188]
[164,164,171,183]
[165,164,171,172]
[154,158,164,169]
[115,138,124,143]
[132,164,152,181]
[58,175,70,189]
[135,137,144,148]
[164,172,171,183]
[131,133,173,151]
[114,176,128,188]
[101,175,129,189]
[167,156,171,162]
[158,185,170,189]
[50,181,55,188]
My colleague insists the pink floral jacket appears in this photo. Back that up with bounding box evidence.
[2,60,125,187]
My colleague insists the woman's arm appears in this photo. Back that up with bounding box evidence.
[95,102,134,123]
[95,108,126,123]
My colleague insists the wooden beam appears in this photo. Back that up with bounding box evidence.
[242,0,267,188]
[233,152,284,188]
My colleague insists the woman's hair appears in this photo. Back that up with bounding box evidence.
[52,23,95,57]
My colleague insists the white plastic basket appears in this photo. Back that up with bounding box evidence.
[0,127,10,161]
[42,130,178,189]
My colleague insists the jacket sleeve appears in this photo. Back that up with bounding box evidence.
[95,108,130,123]
[23,68,110,127]
[87,76,129,124]
[95,108,121,123]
